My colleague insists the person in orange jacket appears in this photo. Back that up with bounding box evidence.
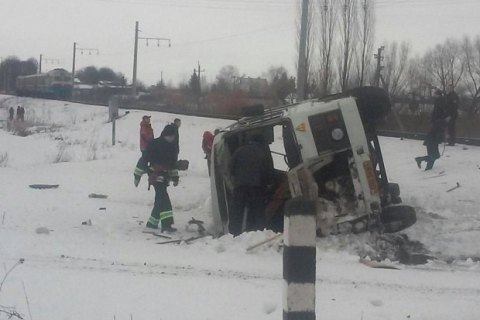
[202,131,214,175]
[140,115,154,153]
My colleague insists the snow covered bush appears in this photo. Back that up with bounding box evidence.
[53,142,72,163]
[86,138,98,161]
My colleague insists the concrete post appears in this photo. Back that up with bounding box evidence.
[283,198,316,320]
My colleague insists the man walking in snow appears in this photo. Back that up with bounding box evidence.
[16,106,22,121]
[415,89,450,170]
[133,124,179,233]
[139,115,154,153]
[8,107,14,121]
[229,134,274,236]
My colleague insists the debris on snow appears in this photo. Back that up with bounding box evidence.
[81,219,93,226]
[446,182,461,192]
[88,193,108,199]
[29,184,59,189]
[35,227,50,235]
[370,300,384,307]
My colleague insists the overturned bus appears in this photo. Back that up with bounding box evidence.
[209,87,416,237]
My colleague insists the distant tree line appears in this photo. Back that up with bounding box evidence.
[0,56,37,93]
[75,66,126,86]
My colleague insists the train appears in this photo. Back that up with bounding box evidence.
[16,68,73,100]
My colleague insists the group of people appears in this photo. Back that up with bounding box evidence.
[134,116,181,233]
[134,114,275,236]
[8,105,25,122]
[415,85,459,170]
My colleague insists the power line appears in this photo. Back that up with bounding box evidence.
[174,23,293,47]
[91,0,294,11]
[376,0,479,7]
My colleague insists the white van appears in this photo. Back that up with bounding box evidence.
[209,87,416,237]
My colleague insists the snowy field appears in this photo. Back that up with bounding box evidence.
[1,95,480,320]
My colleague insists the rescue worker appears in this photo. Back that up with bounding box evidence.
[134,124,179,232]
[139,115,154,153]
[229,134,274,236]
[445,84,459,146]
[415,90,449,170]
[202,131,214,176]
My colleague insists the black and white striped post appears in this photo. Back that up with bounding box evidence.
[283,198,316,320]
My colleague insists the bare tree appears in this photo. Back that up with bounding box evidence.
[461,36,480,113]
[337,0,358,92]
[405,55,430,97]
[355,0,375,87]
[212,65,240,92]
[382,41,410,97]
[316,0,337,96]
[424,44,448,91]
[444,38,465,89]
[423,39,464,92]
[263,66,295,104]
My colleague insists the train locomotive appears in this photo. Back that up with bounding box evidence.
[16,68,73,100]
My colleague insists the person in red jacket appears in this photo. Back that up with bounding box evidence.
[202,131,214,175]
[139,115,154,153]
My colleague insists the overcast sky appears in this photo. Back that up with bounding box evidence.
[1,0,479,86]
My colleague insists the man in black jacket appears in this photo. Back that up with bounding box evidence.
[134,124,179,232]
[229,134,274,236]
[415,90,449,170]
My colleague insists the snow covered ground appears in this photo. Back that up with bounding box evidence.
[1,95,480,320]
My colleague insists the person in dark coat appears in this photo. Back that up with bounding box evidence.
[445,84,459,146]
[8,107,14,121]
[16,106,21,121]
[229,134,275,236]
[139,115,154,153]
[134,124,179,232]
[202,131,214,176]
[415,90,449,170]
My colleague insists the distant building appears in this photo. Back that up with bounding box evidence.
[235,77,268,98]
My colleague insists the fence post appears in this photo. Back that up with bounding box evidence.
[283,198,316,320]
[109,96,119,146]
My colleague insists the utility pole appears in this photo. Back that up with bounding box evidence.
[132,21,139,97]
[374,46,385,87]
[71,42,100,87]
[39,54,59,74]
[296,0,309,102]
[132,21,171,97]
[197,61,205,94]
[71,42,77,87]
[196,61,205,110]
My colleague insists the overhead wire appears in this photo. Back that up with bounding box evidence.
[376,0,479,7]
[173,23,293,47]
[92,0,294,11]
